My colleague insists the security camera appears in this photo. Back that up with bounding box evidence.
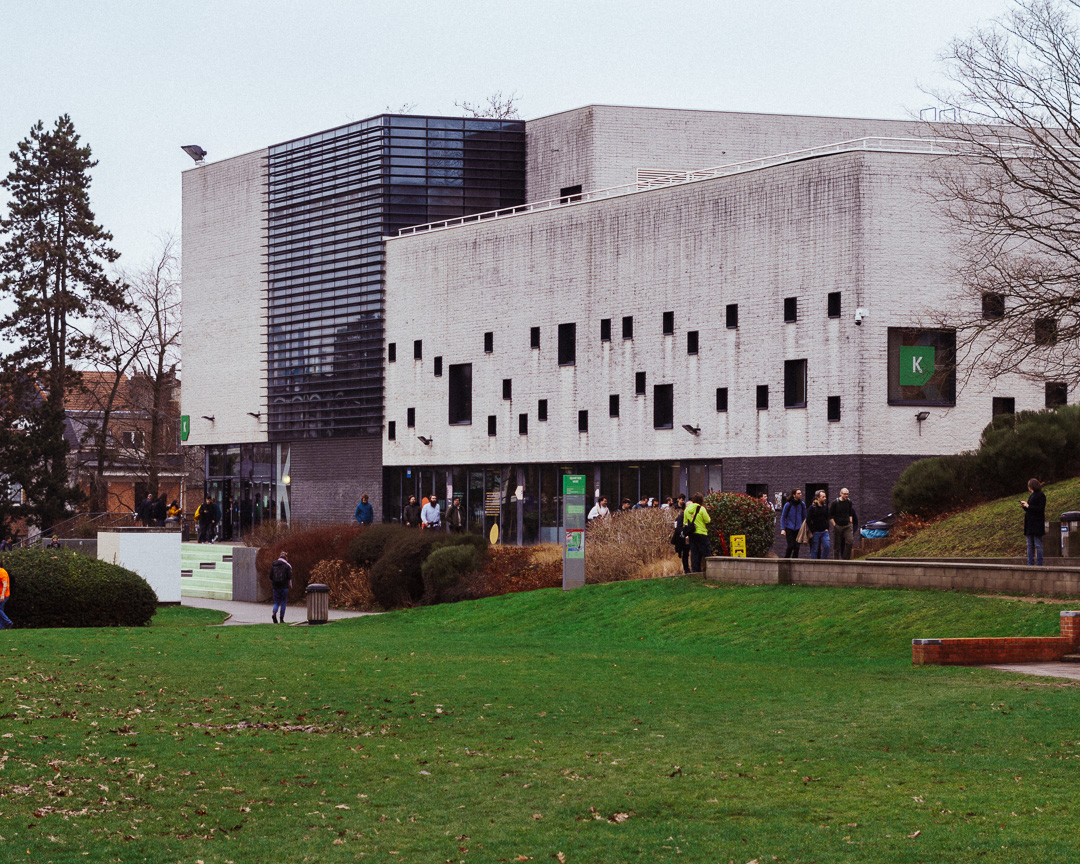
[854,307,867,326]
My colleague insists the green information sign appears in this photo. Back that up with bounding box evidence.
[562,474,587,589]
[180,415,190,442]
[898,346,935,387]
[563,475,587,496]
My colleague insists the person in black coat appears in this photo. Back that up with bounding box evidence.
[1020,478,1047,566]
[402,495,422,528]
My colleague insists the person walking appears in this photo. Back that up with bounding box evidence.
[0,558,10,629]
[684,493,712,574]
[587,496,610,520]
[137,493,155,527]
[421,493,442,530]
[829,488,858,560]
[1021,478,1047,566]
[153,493,168,528]
[269,550,292,624]
[671,500,691,574]
[780,488,806,558]
[197,495,219,544]
[402,495,422,527]
[806,490,832,559]
[354,493,374,526]
[447,496,465,533]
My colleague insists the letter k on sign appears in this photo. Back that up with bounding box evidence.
[899,346,935,387]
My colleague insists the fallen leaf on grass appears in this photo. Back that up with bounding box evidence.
[610,813,630,824]
[908,830,921,839]
[532,813,542,820]
[557,853,566,863]
[335,805,350,810]
[514,856,531,862]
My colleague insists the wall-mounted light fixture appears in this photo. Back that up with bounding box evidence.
[201,415,215,422]
[247,412,262,419]
[915,411,930,436]
[181,144,208,165]
[681,424,701,436]
[281,474,291,486]
[417,435,433,446]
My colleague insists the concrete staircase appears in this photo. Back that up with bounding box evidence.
[180,543,237,600]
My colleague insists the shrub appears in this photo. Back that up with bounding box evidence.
[368,531,444,609]
[701,492,776,558]
[443,544,563,602]
[3,549,157,628]
[421,545,484,602]
[309,559,376,610]
[348,524,410,567]
[585,509,679,583]
[432,533,489,556]
[891,454,978,518]
[255,524,362,603]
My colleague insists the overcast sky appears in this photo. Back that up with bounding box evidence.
[1,0,1013,270]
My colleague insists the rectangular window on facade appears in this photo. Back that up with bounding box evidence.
[538,399,548,421]
[600,318,611,341]
[387,420,396,440]
[560,184,582,203]
[413,339,422,360]
[757,384,769,410]
[726,303,739,329]
[484,331,494,353]
[662,311,674,334]
[448,363,472,425]
[487,415,497,436]
[1034,317,1058,346]
[746,483,768,499]
[635,371,646,395]
[827,291,841,319]
[530,326,540,349]
[982,292,1005,319]
[502,378,512,400]
[622,315,634,339]
[558,322,576,366]
[519,413,528,435]
[609,394,620,417]
[687,330,699,355]
[784,359,807,408]
[716,387,728,412]
[578,410,589,433]
[992,396,1016,417]
[887,328,957,406]
[653,384,674,429]
[1046,381,1069,408]
[433,356,442,377]
[388,342,396,363]
[827,395,841,422]
[784,297,798,323]
[406,407,415,428]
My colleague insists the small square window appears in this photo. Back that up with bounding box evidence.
[726,303,738,329]
[609,394,620,417]
[388,342,397,363]
[387,420,396,440]
[502,378,512,400]
[538,399,548,421]
[1034,318,1058,346]
[487,415,497,436]
[433,356,442,377]
[716,387,728,412]
[992,396,1015,417]
[687,330,699,355]
[406,407,415,428]
[662,311,674,335]
[827,292,841,319]
[757,384,769,410]
[484,331,494,353]
[784,297,798,323]
[827,395,841,422]
[982,292,1005,319]
[622,316,634,340]
[413,339,423,360]
[530,326,540,349]
[600,318,611,342]
[1046,381,1068,408]
[578,410,589,433]
[635,371,646,395]
[519,413,528,435]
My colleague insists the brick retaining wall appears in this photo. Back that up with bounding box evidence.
[912,612,1080,666]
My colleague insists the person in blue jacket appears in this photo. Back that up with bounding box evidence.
[354,493,374,526]
[780,488,806,558]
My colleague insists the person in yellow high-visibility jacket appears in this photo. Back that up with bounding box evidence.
[683,493,712,574]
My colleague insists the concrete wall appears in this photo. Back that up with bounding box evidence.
[181,149,269,448]
[231,546,267,602]
[98,532,182,604]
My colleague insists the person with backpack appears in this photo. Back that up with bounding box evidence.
[269,551,292,624]
[780,488,807,558]
[683,493,712,573]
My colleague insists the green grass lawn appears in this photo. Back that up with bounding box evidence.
[2,579,1079,863]
[875,476,1080,559]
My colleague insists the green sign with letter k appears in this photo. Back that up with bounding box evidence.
[899,346,935,386]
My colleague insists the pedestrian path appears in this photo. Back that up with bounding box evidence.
[180,542,236,600]
[984,662,1080,681]
[182,596,377,626]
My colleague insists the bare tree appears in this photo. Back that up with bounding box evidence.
[455,91,521,120]
[925,0,1080,386]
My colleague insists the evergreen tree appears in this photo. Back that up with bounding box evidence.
[0,115,126,530]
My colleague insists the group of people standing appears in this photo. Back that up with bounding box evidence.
[135,493,180,528]
[359,493,467,533]
[778,487,859,560]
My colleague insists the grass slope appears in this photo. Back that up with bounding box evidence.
[875,476,1080,559]
[1,581,1078,863]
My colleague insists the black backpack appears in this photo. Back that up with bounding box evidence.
[270,559,290,587]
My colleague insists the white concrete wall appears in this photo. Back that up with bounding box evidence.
[181,149,269,447]
[384,147,1044,469]
[97,533,182,604]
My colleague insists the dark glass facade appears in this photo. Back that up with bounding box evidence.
[265,115,525,440]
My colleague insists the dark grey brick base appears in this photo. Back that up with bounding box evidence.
[287,437,383,525]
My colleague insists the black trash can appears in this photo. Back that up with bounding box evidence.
[305,583,329,625]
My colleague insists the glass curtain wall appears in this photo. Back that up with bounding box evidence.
[204,444,279,537]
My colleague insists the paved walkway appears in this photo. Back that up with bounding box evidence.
[182,596,377,626]
[984,662,1080,681]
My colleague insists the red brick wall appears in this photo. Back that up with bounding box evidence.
[913,611,1080,665]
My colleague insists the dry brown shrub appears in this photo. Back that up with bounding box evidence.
[254,523,363,603]
[585,509,679,584]
[310,559,377,610]
[443,544,562,602]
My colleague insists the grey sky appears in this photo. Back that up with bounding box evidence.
[1,0,1011,269]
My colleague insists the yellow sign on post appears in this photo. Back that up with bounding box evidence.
[730,535,747,557]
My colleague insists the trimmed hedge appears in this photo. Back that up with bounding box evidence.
[421,545,484,602]
[2,548,157,628]
[702,492,777,558]
[254,524,362,603]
